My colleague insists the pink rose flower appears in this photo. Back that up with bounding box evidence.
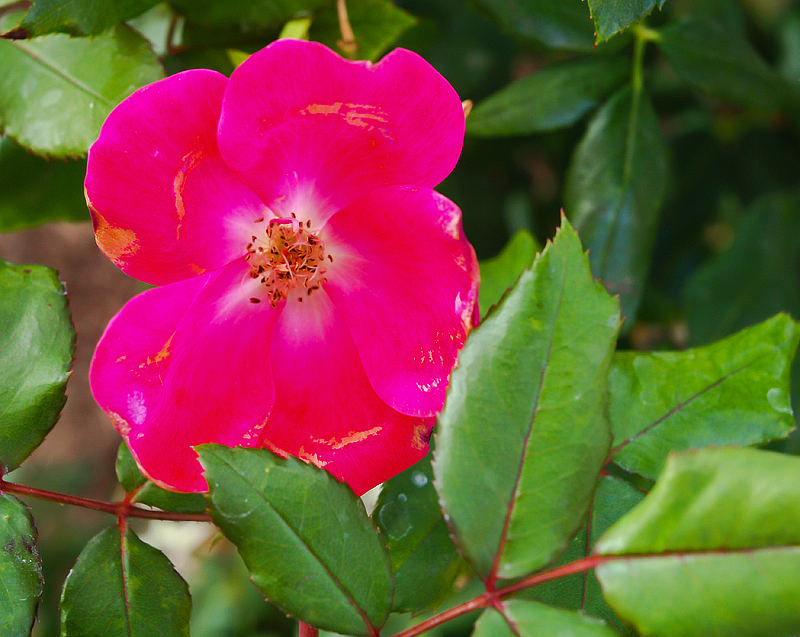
[87,39,478,496]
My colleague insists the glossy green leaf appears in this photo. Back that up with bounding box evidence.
[0,137,88,231]
[9,0,160,37]
[373,453,462,614]
[658,17,791,112]
[477,229,539,319]
[0,260,74,473]
[685,191,800,346]
[435,219,620,582]
[0,494,42,637]
[309,0,417,62]
[115,443,207,514]
[565,84,668,325]
[522,475,644,633]
[596,447,800,637]
[608,314,799,480]
[199,445,392,636]
[467,56,629,137]
[472,0,596,51]
[60,524,191,637]
[588,0,666,43]
[0,14,164,157]
[473,599,620,637]
[169,0,329,27]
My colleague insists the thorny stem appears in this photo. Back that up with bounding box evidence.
[388,555,614,637]
[0,477,212,523]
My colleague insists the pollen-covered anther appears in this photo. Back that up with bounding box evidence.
[247,216,328,306]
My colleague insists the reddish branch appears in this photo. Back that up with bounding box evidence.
[0,478,212,522]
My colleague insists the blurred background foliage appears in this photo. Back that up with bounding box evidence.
[2,0,800,634]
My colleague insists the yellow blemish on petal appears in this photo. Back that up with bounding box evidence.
[297,446,328,468]
[301,102,343,115]
[312,425,383,450]
[115,355,127,363]
[261,438,289,458]
[188,263,206,275]
[174,149,205,239]
[139,333,174,369]
[93,211,139,265]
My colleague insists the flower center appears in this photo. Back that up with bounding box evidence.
[245,217,329,307]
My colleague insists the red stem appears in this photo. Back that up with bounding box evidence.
[0,479,212,523]
[389,555,613,637]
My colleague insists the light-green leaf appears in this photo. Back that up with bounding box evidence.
[60,524,191,637]
[467,56,629,137]
[435,219,621,582]
[0,260,74,473]
[608,314,799,480]
[0,494,41,637]
[373,453,462,614]
[473,599,620,637]
[8,0,160,37]
[0,14,164,156]
[0,136,88,231]
[199,445,393,636]
[657,17,791,112]
[308,0,417,62]
[588,0,666,43]
[477,229,539,319]
[596,447,800,637]
[565,84,668,326]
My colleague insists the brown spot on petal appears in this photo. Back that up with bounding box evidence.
[301,102,343,115]
[411,420,432,451]
[297,446,328,468]
[108,411,131,436]
[93,211,139,266]
[313,425,383,450]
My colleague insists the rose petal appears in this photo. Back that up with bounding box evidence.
[217,39,465,226]
[85,70,268,285]
[91,261,281,491]
[259,289,433,496]
[321,186,479,418]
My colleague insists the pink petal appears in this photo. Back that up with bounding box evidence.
[321,186,479,418]
[85,70,268,286]
[217,39,465,226]
[258,289,433,496]
[90,261,281,491]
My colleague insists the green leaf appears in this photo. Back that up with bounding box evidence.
[0,260,74,473]
[169,0,329,27]
[608,314,799,480]
[60,524,191,637]
[588,0,666,43]
[115,443,207,514]
[0,494,42,637]
[596,447,800,637]
[473,599,620,637]
[472,0,597,51]
[657,17,791,112]
[308,0,417,62]
[199,445,392,636]
[565,84,668,326]
[685,190,800,346]
[477,230,539,319]
[434,219,620,582]
[467,56,629,137]
[521,475,644,633]
[0,137,88,231]
[0,14,164,157]
[373,453,462,614]
[9,0,160,37]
